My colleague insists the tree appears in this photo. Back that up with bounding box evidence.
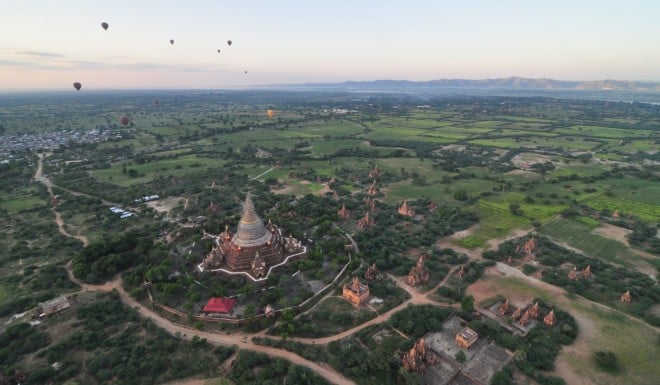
[455,350,466,363]
[509,203,523,216]
[461,295,474,313]
[593,350,620,373]
[491,369,513,385]
[454,189,469,201]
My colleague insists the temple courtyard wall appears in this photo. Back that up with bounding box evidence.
[422,315,514,385]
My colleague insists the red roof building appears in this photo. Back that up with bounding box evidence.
[203,297,237,313]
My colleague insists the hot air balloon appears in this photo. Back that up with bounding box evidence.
[217,49,221,54]
[266,109,274,118]
[227,40,232,46]
[119,116,130,126]
[73,82,81,91]
[153,100,160,106]
[170,39,174,45]
[101,22,109,31]
[244,70,248,74]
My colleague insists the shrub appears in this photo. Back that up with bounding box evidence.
[593,350,621,373]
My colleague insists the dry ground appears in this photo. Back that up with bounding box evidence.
[591,223,632,246]
[146,196,185,214]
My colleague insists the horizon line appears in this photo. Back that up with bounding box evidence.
[2,75,660,93]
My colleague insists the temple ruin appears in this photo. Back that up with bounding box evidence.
[455,327,479,349]
[456,265,465,279]
[367,181,379,196]
[368,166,381,179]
[357,212,375,229]
[543,309,556,327]
[201,195,305,277]
[364,262,380,281]
[568,266,578,280]
[402,338,437,373]
[498,299,510,315]
[337,204,351,219]
[620,290,632,303]
[529,302,540,318]
[397,200,415,217]
[342,276,370,306]
[518,309,530,326]
[407,255,430,287]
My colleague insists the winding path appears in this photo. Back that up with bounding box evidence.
[31,152,524,384]
[34,153,355,385]
[34,153,90,247]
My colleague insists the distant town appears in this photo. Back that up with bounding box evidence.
[0,128,127,161]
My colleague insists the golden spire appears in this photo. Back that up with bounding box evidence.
[240,194,259,224]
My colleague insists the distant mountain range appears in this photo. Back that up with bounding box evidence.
[277,77,660,92]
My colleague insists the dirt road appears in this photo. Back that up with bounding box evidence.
[34,153,90,247]
[114,283,355,385]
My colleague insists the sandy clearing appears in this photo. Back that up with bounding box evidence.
[505,169,539,177]
[146,197,185,214]
[591,223,631,246]
[319,184,333,196]
[159,378,209,385]
[510,153,553,168]
[445,224,480,240]
[271,183,296,195]
[484,229,530,251]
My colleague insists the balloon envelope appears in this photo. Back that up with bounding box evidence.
[217,49,221,53]
[227,40,232,46]
[170,39,174,45]
[266,109,274,118]
[101,22,108,30]
[73,82,81,91]
[119,116,130,126]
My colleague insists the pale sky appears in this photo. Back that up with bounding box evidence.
[1,0,659,90]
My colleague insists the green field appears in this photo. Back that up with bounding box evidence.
[609,139,658,154]
[92,155,227,187]
[286,120,365,137]
[459,200,531,248]
[576,192,659,223]
[562,300,660,385]
[558,125,655,139]
[549,165,608,178]
[309,139,362,155]
[540,218,643,267]
[0,196,47,213]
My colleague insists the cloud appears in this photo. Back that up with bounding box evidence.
[61,59,222,72]
[0,48,229,73]
[14,49,65,58]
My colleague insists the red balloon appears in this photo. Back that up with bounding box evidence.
[227,40,232,46]
[73,82,81,91]
[101,22,109,31]
[119,116,130,126]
